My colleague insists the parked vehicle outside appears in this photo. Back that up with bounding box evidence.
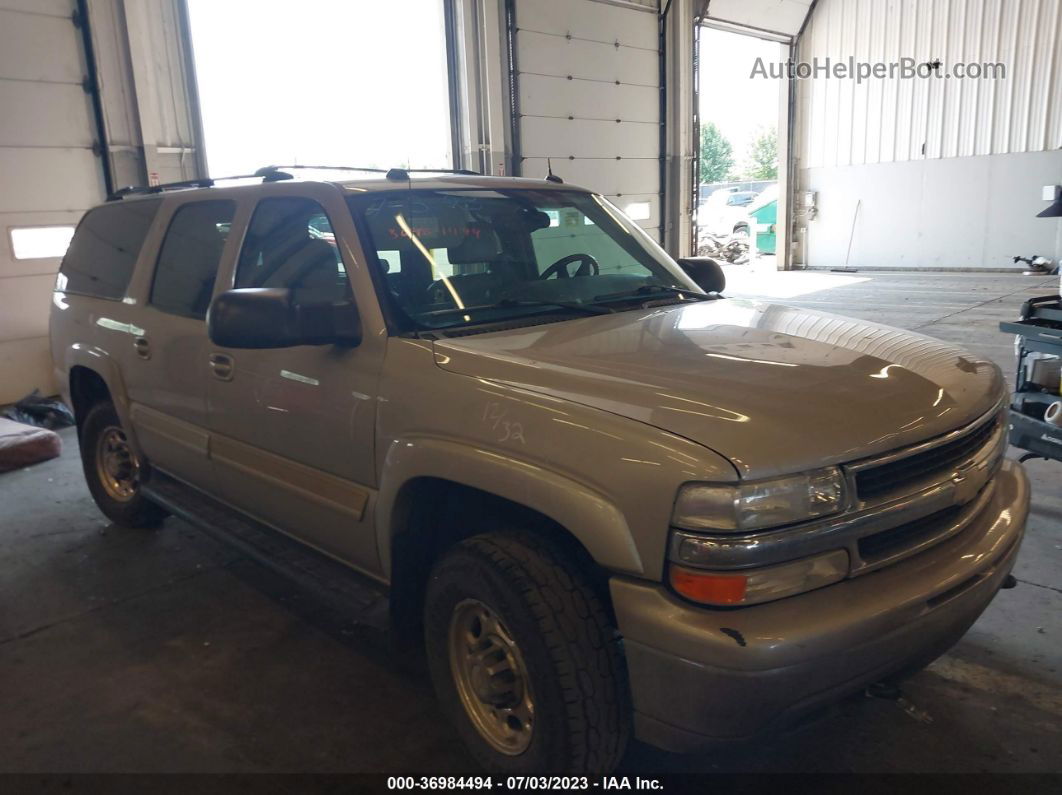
[696,188,760,238]
[50,169,1028,774]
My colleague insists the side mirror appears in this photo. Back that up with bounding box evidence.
[676,257,726,294]
[207,288,362,349]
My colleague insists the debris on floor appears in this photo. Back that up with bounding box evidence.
[0,417,61,473]
[1,390,75,430]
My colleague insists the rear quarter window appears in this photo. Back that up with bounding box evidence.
[150,200,235,319]
[58,199,162,299]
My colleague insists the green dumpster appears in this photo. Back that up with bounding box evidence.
[748,194,777,255]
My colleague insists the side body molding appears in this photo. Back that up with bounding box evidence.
[375,435,644,578]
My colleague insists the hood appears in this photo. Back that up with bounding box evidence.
[432,300,1004,478]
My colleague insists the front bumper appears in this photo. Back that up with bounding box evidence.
[612,459,1029,753]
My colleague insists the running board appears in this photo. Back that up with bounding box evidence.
[143,472,390,631]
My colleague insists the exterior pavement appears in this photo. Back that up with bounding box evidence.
[0,269,1059,773]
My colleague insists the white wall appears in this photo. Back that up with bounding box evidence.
[795,0,1062,270]
[804,149,1061,269]
[0,0,202,404]
[0,0,104,404]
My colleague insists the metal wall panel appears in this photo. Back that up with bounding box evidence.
[511,0,662,236]
[797,0,1062,169]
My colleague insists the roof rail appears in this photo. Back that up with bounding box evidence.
[385,167,481,180]
[105,164,484,201]
[108,178,214,200]
[106,172,272,201]
[255,164,389,181]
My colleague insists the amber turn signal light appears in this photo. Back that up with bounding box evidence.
[669,565,748,605]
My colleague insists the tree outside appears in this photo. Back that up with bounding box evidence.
[743,127,778,180]
[698,122,735,184]
[698,123,778,184]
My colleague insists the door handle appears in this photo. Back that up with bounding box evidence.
[209,352,235,381]
[133,336,151,360]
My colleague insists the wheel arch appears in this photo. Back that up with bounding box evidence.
[378,437,643,638]
[64,347,140,453]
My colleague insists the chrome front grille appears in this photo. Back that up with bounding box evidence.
[857,504,963,560]
[854,412,1003,501]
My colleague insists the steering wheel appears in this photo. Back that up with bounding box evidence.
[540,253,600,279]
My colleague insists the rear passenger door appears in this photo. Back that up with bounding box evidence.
[206,193,385,572]
[123,198,237,490]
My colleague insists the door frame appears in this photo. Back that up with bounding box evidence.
[693,18,794,269]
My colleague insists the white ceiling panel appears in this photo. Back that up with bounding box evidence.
[704,0,813,38]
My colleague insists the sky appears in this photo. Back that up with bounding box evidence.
[186,0,453,177]
[698,26,785,161]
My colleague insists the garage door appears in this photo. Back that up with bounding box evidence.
[508,0,662,240]
[0,0,106,403]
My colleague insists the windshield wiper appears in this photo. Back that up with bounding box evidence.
[421,298,613,321]
[593,284,716,304]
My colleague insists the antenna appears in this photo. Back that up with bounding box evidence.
[545,158,563,184]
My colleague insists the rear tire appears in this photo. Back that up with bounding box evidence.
[424,530,629,774]
[79,401,167,528]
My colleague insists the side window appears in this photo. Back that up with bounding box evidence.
[150,200,235,319]
[236,198,349,304]
[59,199,162,299]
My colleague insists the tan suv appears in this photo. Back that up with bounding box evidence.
[50,166,1029,773]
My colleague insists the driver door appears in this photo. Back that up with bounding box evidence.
[206,192,385,572]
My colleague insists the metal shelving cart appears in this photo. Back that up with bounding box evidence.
[999,294,1062,463]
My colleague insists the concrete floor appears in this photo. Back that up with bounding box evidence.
[1,270,1059,773]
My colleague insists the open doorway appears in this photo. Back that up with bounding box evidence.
[695,24,788,273]
[185,0,453,176]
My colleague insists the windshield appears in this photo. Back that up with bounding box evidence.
[347,189,702,331]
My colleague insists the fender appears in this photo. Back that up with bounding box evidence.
[375,435,644,578]
[62,344,143,457]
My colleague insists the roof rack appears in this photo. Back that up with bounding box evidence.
[385,167,481,180]
[107,172,273,201]
[109,177,214,200]
[106,164,484,201]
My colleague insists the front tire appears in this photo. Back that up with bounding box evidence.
[425,531,629,774]
[79,401,167,528]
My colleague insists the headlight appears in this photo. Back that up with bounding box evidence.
[672,467,846,532]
